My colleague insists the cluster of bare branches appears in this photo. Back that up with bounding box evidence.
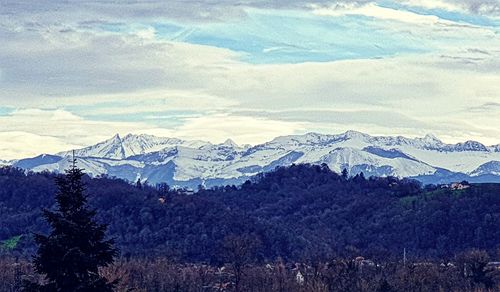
[2,249,499,292]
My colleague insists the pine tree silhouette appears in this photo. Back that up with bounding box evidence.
[24,161,118,291]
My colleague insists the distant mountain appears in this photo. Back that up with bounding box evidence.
[57,133,210,160]
[13,154,63,169]
[10,131,500,187]
[470,161,500,177]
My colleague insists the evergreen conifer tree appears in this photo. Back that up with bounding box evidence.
[24,162,118,291]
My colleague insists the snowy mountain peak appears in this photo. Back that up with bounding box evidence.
[341,130,370,140]
[58,133,213,160]
[57,134,126,159]
[423,133,441,144]
[452,141,488,152]
[221,139,239,148]
[112,133,121,141]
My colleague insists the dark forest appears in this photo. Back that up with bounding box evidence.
[1,164,499,291]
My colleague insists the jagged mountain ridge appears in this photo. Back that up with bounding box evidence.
[9,131,500,187]
[57,133,210,160]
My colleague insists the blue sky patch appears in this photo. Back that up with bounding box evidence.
[0,107,14,116]
[146,9,432,63]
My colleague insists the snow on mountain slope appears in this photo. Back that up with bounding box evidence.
[393,147,500,174]
[31,156,145,182]
[32,157,109,177]
[132,145,237,181]
[58,134,126,160]
[264,131,500,174]
[13,131,500,187]
[315,147,435,177]
[58,134,210,159]
[120,134,209,157]
[14,154,63,169]
[470,161,500,176]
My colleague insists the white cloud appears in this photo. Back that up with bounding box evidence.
[0,109,159,159]
[311,2,497,28]
[0,132,79,161]
[2,44,500,158]
[401,0,464,12]
[57,90,238,116]
[312,3,447,25]
[171,114,308,145]
[0,1,373,24]
[402,0,500,16]
[0,25,242,102]
[0,109,308,159]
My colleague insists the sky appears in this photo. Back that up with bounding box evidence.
[0,0,499,159]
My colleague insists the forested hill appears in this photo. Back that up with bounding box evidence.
[0,165,498,263]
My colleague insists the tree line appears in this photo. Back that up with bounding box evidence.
[1,164,498,263]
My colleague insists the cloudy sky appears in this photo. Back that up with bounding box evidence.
[0,0,499,159]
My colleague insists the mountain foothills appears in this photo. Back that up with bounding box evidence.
[7,131,500,188]
[1,164,498,261]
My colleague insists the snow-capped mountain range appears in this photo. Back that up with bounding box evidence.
[6,131,500,187]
